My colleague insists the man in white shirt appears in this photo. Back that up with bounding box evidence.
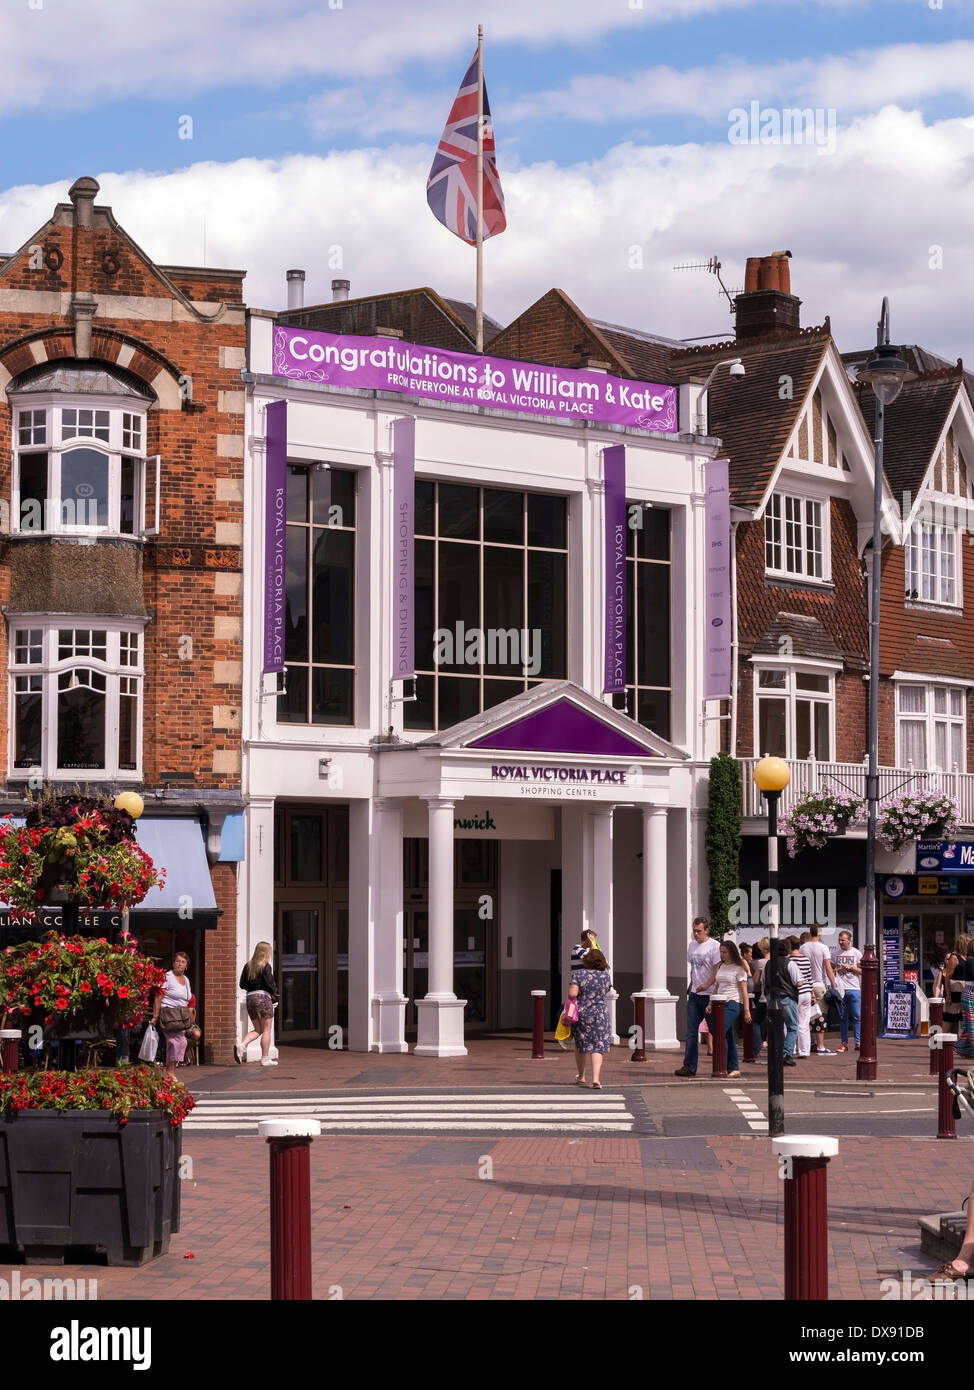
[832,929,863,1051]
[675,917,722,1077]
[801,926,837,1054]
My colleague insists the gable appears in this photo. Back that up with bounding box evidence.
[468,696,661,758]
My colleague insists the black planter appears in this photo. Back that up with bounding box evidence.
[28,997,120,1041]
[831,815,849,837]
[0,1109,181,1266]
[925,821,946,838]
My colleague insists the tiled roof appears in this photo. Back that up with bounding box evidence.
[751,611,845,663]
[671,327,831,509]
[442,297,505,341]
[589,319,684,383]
[279,287,495,351]
[854,369,963,502]
[899,634,971,679]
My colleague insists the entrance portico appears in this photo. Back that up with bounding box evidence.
[372,680,688,1057]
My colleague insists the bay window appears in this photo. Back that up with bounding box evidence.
[10,393,158,536]
[9,623,144,779]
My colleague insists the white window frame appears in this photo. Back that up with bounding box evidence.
[895,679,966,773]
[8,620,146,781]
[904,515,962,608]
[752,659,838,761]
[764,491,830,583]
[11,394,154,538]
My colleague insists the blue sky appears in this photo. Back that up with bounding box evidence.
[1,0,973,355]
[2,1,969,183]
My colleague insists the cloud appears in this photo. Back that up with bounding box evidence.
[509,41,974,126]
[0,0,775,114]
[0,105,971,364]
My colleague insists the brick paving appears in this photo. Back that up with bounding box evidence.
[7,1128,969,1300]
[190,1032,944,1093]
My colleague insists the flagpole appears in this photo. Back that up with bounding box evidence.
[475,23,484,353]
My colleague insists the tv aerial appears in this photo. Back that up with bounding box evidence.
[673,255,738,313]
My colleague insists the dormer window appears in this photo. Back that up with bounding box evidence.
[764,492,828,582]
[7,365,159,537]
[905,520,960,606]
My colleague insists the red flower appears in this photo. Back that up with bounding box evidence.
[117,986,130,999]
[80,983,91,993]
[102,986,113,996]
[54,998,67,1010]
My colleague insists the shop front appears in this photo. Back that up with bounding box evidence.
[880,839,974,990]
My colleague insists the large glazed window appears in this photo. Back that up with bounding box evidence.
[753,664,834,761]
[279,465,356,726]
[9,623,144,779]
[404,484,568,732]
[625,505,671,739]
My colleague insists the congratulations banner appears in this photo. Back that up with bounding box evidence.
[704,457,732,699]
[603,445,627,696]
[392,416,415,681]
[273,324,678,433]
[263,400,287,675]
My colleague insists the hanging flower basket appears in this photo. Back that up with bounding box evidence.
[780,790,864,858]
[0,791,164,917]
[878,792,958,853]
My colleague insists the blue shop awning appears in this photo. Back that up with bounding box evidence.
[133,818,218,914]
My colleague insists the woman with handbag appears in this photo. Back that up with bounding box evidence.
[953,936,974,1060]
[236,941,280,1067]
[943,936,971,1039]
[567,948,613,1088]
[151,951,201,1078]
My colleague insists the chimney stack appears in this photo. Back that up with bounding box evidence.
[286,269,305,310]
[735,250,800,341]
[332,279,350,303]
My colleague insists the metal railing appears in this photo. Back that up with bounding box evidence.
[738,757,974,826]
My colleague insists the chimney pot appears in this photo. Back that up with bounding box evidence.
[744,258,761,293]
[735,252,800,341]
[286,269,305,311]
[332,279,350,303]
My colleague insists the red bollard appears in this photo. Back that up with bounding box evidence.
[0,1030,21,1072]
[259,1118,321,1299]
[772,1136,839,1301]
[711,1000,727,1079]
[929,999,944,1076]
[933,1033,957,1139]
[630,993,646,1062]
[531,990,546,1060]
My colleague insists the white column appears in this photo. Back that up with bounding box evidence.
[348,800,375,1053]
[635,804,680,1049]
[415,796,467,1056]
[370,799,408,1052]
[241,798,276,1054]
[587,806,618,1044]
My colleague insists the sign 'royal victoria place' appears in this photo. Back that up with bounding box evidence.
[273,324,679,432]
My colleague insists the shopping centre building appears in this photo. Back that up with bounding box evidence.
[239,281,727,1055]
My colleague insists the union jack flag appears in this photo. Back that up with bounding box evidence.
[427,52,507,245]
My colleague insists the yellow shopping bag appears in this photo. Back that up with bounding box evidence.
[555,1016,573,1042]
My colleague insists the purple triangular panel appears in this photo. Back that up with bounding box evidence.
[469,698,658,758]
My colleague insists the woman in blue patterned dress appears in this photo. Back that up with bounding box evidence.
[568,948,613,1088]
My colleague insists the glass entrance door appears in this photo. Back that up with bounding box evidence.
[277,906,320,1038]
[403,907,428,1031]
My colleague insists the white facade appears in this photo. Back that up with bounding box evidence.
[238,308,721,1055]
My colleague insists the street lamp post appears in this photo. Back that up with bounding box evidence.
[853,302,912,1083]
[753,755,790,1137]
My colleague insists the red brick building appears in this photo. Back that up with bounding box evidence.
[0,176,246,1062]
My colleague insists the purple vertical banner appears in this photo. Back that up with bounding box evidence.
[602,444,627,696]
[704,457,732,699]
[263,400,287,675]
[392,417,415,681]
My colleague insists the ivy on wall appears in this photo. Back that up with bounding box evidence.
[706,752,742,940]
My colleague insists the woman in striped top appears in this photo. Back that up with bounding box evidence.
[787,937,814,1059]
